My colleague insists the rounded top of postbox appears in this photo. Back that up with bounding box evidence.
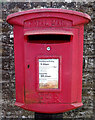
[7,8,91,26]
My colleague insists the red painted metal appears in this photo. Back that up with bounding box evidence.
[6,8,91,113]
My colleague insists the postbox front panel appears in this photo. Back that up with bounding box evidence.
[24,28,79,104]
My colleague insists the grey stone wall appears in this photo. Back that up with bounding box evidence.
[1,1,95,119]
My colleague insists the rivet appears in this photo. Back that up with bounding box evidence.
[47,47,51,51]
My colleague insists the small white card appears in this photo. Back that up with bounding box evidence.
[39,59,59,89]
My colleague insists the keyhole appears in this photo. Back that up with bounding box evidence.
[27,65,30,68]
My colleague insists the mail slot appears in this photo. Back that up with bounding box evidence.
[27,34,71,43]
[6,9,91,113]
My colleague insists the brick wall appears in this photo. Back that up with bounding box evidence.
[1,2,95,119]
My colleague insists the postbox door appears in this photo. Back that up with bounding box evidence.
[24,28,79,104]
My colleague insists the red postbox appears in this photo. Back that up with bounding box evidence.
[7,9,91,113]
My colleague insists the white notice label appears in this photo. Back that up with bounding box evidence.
[39,59,59,89]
